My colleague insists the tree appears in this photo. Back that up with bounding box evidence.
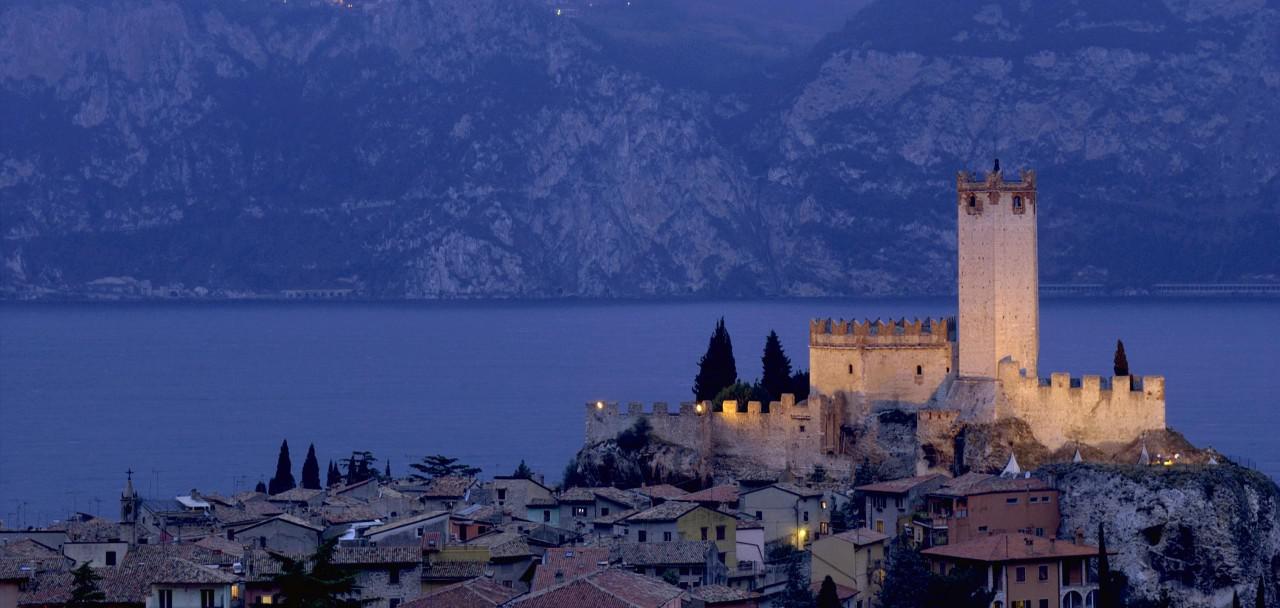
[617,417,653,452]
[301,444,321,490]
[760,330,793,402]
[660,568,680,586]
[409,455,481,481]
[384,461,391,480]
[271,538,366,608]
[255,480,267,493]
[790,370,811,401]
[816,575,841,608]
[339,451,379,485]
[326,461,342,488]
[809,465,827,484]
[512,460,535,480]
[67,562,106,608]
[926,564,994,608]
[1234,590,1243,608]
[268,440,296,495]
[693,318,738,401]
[775,552,814,608]
[1114,340,1130,376]
[1098,523,1118,608]
[713,381,769,409]
[879,544,931,608]
[1257,579,1267,608]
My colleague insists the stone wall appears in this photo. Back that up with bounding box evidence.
[809,318,955,405]
[998,359,1166,450]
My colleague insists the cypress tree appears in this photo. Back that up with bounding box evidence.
[1234,590,1243,608]
[693,317,738,401]
[816,576,841,608]
[1114,340,1130,376]
[326,461,342,488]
[68,562,106,608]
[255,480,267,493]
[301,444,321,490]
[1098,523,1115,608]
[268,440,296,495]
[513,460,535,480]
[760,330,793,402]
[384,461,391,479]
[1257,580,1267,608]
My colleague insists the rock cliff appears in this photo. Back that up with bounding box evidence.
[3,0,1278,298]
[1040,463,1280,607]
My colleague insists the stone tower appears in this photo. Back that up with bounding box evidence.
[120,468,139,524]
[956,160,1039,379]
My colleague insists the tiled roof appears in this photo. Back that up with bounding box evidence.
[921,533,1098,563]
[622,501,700,523]
[634,485,688,500]
[691,584,758,603]
[826,528,890,547]
[149,557,239,584]
[512,568,685,608]
[194,535,247,557]
[365,510,447,536]
[592,509,637,526]
[683,484,738,504]
[591,488,648,509]
[403,577,521,608]
[211,505,259,526]
[527,496,559,507]
[463,530,531,559]
[932,474,1052,497]
[323,504,382,525]
[323,494,367,508]
[743,482,822,498]
[268,488,324,503]
[855,473,949,494]
[422,476,475,498]
[59,519,127,542]
[531,547,611,591]
[421,560,488,581]
[0,539,62,560]
[331,546,420,565]
[616,541,713,566]
[242,501,285,518]
[235,513,323,534]
[330,478,375,495]
[142,499,186,513]
[557,487,599,503]
[0,559,30,581]
[453,504,505,524]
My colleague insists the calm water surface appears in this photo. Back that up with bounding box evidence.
[1,298,1277,524]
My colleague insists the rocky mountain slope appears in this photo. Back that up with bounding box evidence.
[2,0,1277,298]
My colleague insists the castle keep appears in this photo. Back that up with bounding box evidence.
[586,164,1167,478]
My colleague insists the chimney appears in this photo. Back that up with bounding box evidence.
[1074,528,1085,545]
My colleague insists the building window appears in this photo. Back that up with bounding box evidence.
[1036,527,1045,537]
[916,365,923,376]
[716,525,726,540]
[201,590,216,608]
[968,195,977,208]
[105,551,117,566]
[799,425,806,433]
[1006,497,1018,504]
[1039,565,1049,581]
[497,489,506,501]
[389,600,400,608]
[701,527,709,541]
[389,568,400,585]
[573,506,588,517]
[601,507,610,517]
[543,510,551,522]
[1016,567,1026,583]
[755,511,763,520]
[416,527,424,538]
[820,522,829,535]
[638,530,647,542]
[1039,600,1049,608]
[717,552,726,564]
[803,511,810,522]
[259,537,267,548]
[978,526,988,533]
[663,531,673,542]
[821,500,828,510]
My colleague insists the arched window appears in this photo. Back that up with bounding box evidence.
[848,364,854,375]
[967,195,977,208]
[1013,195,1024,210]
[1064,591,1085,608]
[1085,590,1097,608]
[916,365,923,376]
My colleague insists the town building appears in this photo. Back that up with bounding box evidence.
[738,484,829,548]
[620,503,737,569]
[616,541,726,588]
[809,528,890,606]
[856,474,949,538]
[915,473,1060,548]
[921,533,1099,608]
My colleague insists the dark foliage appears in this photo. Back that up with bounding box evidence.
[512,460,535,480]
[268,440,296,495]
[713,381,769,409]
[816,575,841,608]
[693,317,738,401]
[1114,339,1130,376]
[301,444,321,490]
[340,451,379,485]
[271,538,366,608]
[775,552,814,608]
[790,370,811,401]
[617,417,653,452]
[409,455,481,481]
[879,544,932,608]
[68,562,106,608]
[326,461,342,488]
[760,330,793,402]
[255,480,267,493]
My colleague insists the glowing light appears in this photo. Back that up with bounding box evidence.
[596,401,604,410]
[556,8,562,16]
[695,403,704,413]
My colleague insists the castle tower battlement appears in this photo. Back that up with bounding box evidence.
[810,317,953,348]
[957,161,1039,380]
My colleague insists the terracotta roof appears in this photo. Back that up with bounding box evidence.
[194,535,247,557]
[557,487,600,503]
[0,559,30,581]
[233,491,269,503]
[616,541,713,566]
[59,519,127,542]
[234,513,323,534]
[512,568,685,608]
[621,501,701,523]
[742,482,822,498]
[322,504,382,525]
[422,476,475,498]
[855,473,949,494]
[591,488,648,509]
[0,539,62,561]
[268,488,324,503]
[921,533,1098,563]
[242,501,285,518]
[527,496,559,507]
[365,510,448,536]
[683,484,738,504]
[932,474,1053,498]
[692,584,759,603]
[463,530,531,559]
[421,560,488,581]
[592,509,638,526]
[825,528,891,547]
[531,547,611,591]
[332,546,420,565]
[330,478,375,495]
[210,505,259,526]
[634,485,689,500]
[453,504,505,524]
[150,557,239,584]
[404,577,521,608]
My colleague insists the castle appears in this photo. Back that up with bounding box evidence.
[586,164,1167,479]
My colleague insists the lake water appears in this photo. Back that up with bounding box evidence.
[1,298,1277,525]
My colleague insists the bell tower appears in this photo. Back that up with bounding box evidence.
[956,160,1039,379]
[120,468,139,524]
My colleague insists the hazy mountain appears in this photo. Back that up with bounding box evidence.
[2,0,1277,299]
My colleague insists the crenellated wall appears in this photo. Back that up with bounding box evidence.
[996,359,1166,450]
[809,317,957,405]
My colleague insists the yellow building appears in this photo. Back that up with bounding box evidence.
[810,528,890,606]
[621,501,737,569]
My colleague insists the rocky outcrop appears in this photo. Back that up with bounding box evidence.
[563,437,705,489]
[3,0,1279,298]
[1038,463,1280,608]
